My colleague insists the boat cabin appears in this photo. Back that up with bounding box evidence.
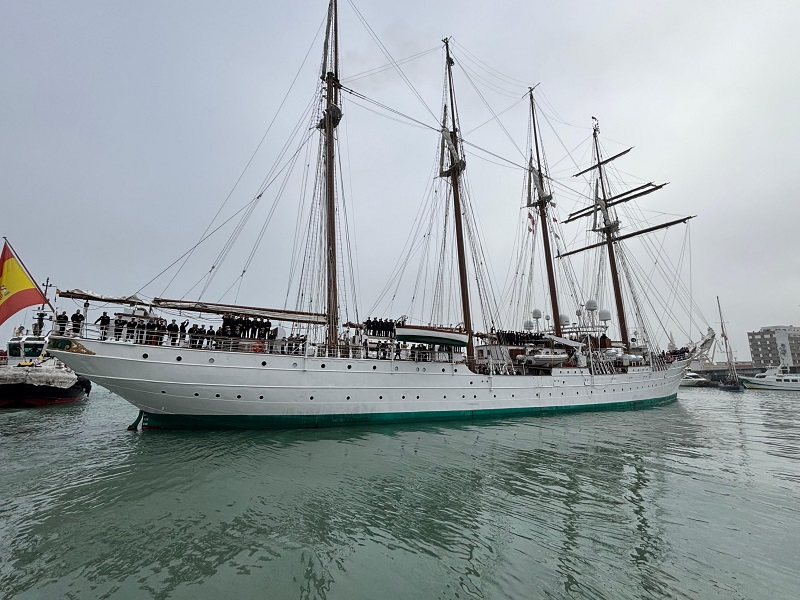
[7,335,47,359]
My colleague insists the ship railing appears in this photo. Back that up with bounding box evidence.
[58,325,463,364]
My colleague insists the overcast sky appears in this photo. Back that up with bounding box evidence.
[2,0,799,361]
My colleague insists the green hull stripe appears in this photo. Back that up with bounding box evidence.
[142,394,677,430]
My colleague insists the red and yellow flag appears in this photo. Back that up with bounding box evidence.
[0,241,47,327]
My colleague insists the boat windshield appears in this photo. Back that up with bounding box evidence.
[7,338,22,357]
[23,342,45,357]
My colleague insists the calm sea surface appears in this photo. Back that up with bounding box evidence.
[1,387,799,599]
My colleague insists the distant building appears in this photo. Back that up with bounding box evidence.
[747,326,800,368]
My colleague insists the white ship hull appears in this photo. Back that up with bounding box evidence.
[49,337,687,428]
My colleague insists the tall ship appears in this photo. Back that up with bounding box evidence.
[48,1,711,428]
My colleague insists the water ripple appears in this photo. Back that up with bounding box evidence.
[1,387,799,599]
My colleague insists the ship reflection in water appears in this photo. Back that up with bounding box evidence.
[1,387,798,599]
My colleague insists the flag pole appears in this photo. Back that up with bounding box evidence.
[2,237,56,313]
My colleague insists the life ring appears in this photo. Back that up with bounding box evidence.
[252,342,265,353]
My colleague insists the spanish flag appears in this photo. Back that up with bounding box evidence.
[0,241,47,327]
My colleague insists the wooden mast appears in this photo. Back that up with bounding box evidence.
[321,0,341,347]
[442,39,474,369]
[529,90,561,336]
[591,119,630,350]
[717,295,738,381]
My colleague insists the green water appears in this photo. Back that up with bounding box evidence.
[1,387,798,599]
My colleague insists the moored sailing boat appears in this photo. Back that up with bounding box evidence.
[48,1,709,428]
[716,296,743,392]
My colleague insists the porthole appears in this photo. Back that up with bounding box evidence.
[395,366,398,371]
[209,358,215,364]
[347,396,351,400]
[462,395,465,398]
[142,353,149,359]
[236,395,241,399]
[259,395,263,400]
[176,356,182,361]
[321,363,326,369]
[379,395,383,399]
[161,390,165,394]
[402,395,406,399]
[310,396,314,400]
[261,361,266,366]
[347,365,352,369]
[470,381,473,385]
[473,395,476,399]
[292,362,297,368]
[416,395,419,399]
[215,394,220,398]
[194,393,199,397]
[442,368,446,372]
[373,365,377,370]
[416,367,420,372]
[454,369,458,372]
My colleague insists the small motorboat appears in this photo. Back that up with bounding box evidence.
[680,371,713,387]
[516,347,570,367]
[741,364,800,391]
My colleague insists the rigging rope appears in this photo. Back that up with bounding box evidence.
[157,13,327,299]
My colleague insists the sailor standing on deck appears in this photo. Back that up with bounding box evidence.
[56,311,69,335]
[114,315,126,340]
[167,319,179,345]
[71,310,84,335]
[94,312,110,340]
[179,320,188,346]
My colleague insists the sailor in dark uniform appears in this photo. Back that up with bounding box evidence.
[71,310,85,335]
[167,319,180,346]
[94,312,111,340]
[114,315,126,340]
[206,326,216,350]
[56,311,69,335]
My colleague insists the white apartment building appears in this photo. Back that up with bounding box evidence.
[747,326,800,368]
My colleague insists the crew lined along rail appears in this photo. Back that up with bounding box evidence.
[50,322,465,363]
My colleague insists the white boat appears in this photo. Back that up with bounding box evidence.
[516,347,570,367]
[0,240,90,408]
[395,325,468,347]
[741,364,800,391]
[1,333,91,408]
[679,371,712,387]
[48,1,709,429]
